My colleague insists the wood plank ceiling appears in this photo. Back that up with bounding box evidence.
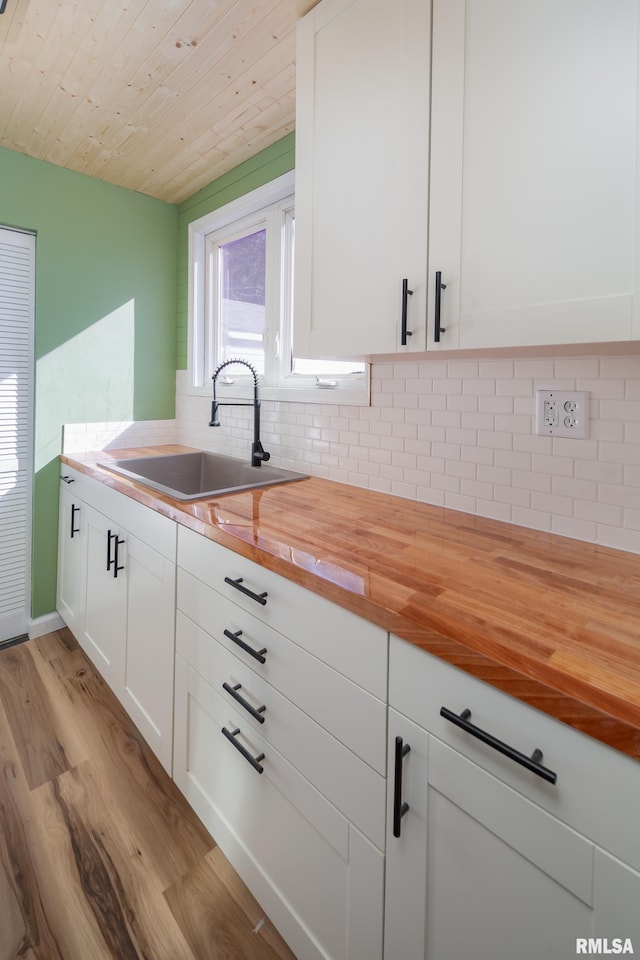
[0,0,317,204]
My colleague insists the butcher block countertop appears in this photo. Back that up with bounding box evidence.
[62,445,640,761]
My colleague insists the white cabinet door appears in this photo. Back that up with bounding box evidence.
[295,0,431,357]
[81,499,175,773]
[83,504,127,692]
[174,655,384,960]
[385,710,596,960]
[56,484,86,639]
[429,0,640,350]
[122,533,175,773]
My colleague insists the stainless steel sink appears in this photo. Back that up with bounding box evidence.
[99,451,309,501]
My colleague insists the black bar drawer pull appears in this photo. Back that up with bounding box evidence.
[401,278,413,346]
[113,534,125,578]
[108,530,125,578]
[223,682,266,724]
[223,628,267,664]
[393,736,411,838]
[107,529,115,572]
[60,474,75,484]
[434,271,447,342]
[222,726,265,774]
[70,504,80,539]
[440,707,557,784]
[224,576,267,606]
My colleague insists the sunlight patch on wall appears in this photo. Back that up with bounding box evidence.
[35,300,135,471]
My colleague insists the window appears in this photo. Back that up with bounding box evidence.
[188,171,368,403]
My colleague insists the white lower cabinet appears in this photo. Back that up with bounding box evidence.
[385,635,640,960]
[57,467,177,773]
[174,656,384,960]
[173,526,388,960]
[56,481,86,639]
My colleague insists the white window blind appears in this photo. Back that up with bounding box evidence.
[0,227,34,642]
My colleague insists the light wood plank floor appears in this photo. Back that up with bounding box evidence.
[0,629,297,960]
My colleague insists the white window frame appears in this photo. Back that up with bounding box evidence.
[187,171,369,405]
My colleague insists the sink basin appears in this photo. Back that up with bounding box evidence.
[99,451,309,501]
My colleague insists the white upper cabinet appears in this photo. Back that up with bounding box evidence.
[296,0,640,357]
[429,0,640,350]
[294,0,431,357]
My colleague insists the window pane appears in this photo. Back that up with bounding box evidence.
[219,229,266,374]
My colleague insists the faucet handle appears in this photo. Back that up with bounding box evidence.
[252,442,270,467]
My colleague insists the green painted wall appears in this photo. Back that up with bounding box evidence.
[175,133,295,369]
[0,147,177,620]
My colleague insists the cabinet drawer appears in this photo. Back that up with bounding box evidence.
[177,611,386,849]
[177,568,387,775]
[60,465,176,560]
[174,655,384,960]
[178,525,387,700]
[390,634,640,872]
[59,465,93,502]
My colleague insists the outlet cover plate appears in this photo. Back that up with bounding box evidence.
[535,390,589,439]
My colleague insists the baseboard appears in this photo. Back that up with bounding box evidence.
[28,612,66,639]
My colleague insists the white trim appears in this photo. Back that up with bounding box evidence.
[29,612,66,640]
[187,171,370,406]
[188,172,296,387]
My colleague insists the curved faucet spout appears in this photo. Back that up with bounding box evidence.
[210,358,271,467]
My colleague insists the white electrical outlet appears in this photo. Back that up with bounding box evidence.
[535,390,589,438]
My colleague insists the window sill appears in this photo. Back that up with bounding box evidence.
[187,380,371,407]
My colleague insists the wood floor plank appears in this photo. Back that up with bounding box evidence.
[0,643,72,790]
[163,845,295,960]
[0,697,65,960]
[44,641,215,891]
[32,627,78,663]
[25,760,199,960]
[201,847,297,960]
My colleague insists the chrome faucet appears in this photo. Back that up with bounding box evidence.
[209,358,271,467]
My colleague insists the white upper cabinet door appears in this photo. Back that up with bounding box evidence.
[428,0,640,350]
[295,0,431,357]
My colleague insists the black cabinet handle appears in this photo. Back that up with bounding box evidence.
[107,529,115,572]
[440,707,557,784]
[222,726,265,774]
[108,530,125,578]
[224,576,267,606]
[401,278,413,346]
[70,504,80,539]
[223,682,266,724]
[113,535,125,578]
[434,271,447,342]
[223,628,267,664]
[393,736,411,838]
[60,474,75,484]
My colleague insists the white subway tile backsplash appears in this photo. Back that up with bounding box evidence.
[601,357,640,378]
[478,360,515,379]
[479,395,514,414]
[511,506,552,531]
[477,499,513,522]
[173,353,640,555]
[512,470,552,493]
[514,359,555,379]
[554,357,600,379]
[551,516,597,541]
[575,499,623,527]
